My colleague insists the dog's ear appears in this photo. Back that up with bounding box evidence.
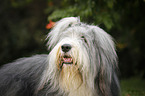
[46,17,80,49]
[91,26,118,95]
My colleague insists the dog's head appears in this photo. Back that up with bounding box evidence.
[41,17,117,95]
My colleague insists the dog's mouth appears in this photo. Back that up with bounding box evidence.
[61,55,73,65]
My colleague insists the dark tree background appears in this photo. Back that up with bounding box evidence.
[0,0,145,79]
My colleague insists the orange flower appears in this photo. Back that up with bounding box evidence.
[46,20,55,29]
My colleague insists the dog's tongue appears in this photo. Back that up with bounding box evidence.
[63,58,72,63]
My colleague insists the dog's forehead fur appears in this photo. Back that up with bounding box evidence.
[61,26,92,39]
[47,18,97,49]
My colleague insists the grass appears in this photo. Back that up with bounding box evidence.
[121,77,145,96]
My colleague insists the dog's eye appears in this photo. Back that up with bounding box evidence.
[81,36,87,43]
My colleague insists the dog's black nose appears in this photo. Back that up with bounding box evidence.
[61,44,72,53]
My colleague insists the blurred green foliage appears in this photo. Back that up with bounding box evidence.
[47,0,118,30]
[0,0,48,64]
[11,0,33,7]
[0,0,145,79]
[121,77,145,96]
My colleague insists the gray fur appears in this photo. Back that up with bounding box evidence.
[0,55,51,96]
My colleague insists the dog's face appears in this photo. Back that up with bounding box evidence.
[56,27,90,69]
[52,27,89,91]
[49,27,92,92]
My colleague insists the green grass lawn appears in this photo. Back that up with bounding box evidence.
[121,77,145,96]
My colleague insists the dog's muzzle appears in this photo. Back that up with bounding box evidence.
[61,44,73,65]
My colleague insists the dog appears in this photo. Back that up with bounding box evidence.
[0,17,120,96]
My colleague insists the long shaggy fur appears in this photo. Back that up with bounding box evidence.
[0,17,120,96]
